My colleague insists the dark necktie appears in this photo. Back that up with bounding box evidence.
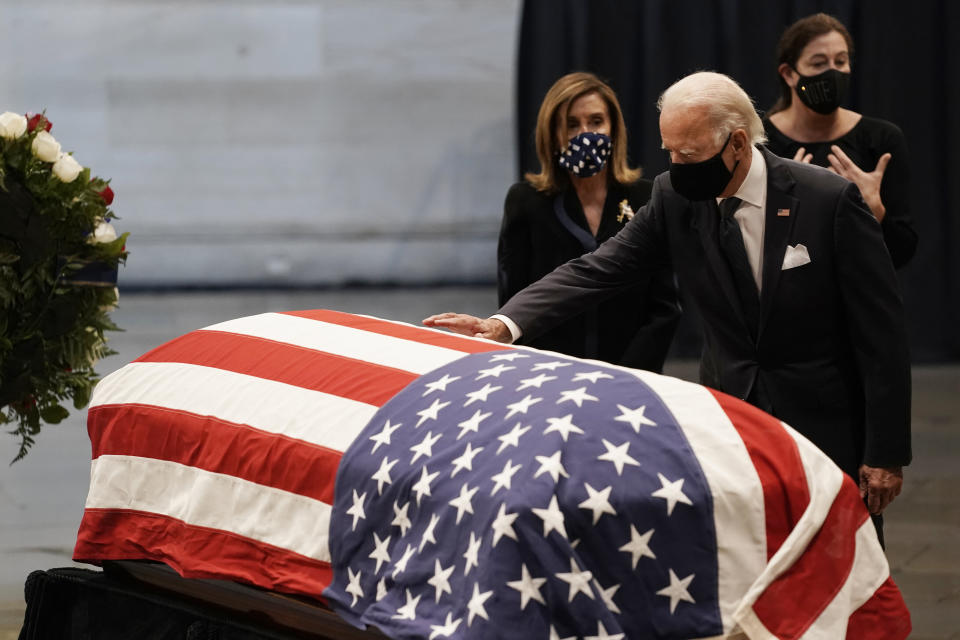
[717,197,760,338]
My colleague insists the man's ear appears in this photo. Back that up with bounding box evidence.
[732,129,749,154]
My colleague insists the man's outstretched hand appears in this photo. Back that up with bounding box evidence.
[423,313,512,343]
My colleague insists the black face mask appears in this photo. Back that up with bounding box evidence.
[669,133,739,201]
[793,68,850,115]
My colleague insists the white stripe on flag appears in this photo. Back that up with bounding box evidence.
[798,519,890,639]
[86,455,333,562]
[630,369,767,635]
[90,362,377,451]
[202,312,467,375]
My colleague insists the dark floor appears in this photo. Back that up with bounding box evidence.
[1,289,957,638]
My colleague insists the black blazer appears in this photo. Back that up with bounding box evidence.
[498,180,680,372]
[499,149,911,479]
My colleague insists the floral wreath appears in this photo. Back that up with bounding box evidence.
[0,111,128,461]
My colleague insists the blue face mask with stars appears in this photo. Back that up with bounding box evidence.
[557,131,612,177]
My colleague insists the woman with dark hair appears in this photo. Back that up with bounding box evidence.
[765,13,917,268]
[498,72,680,371]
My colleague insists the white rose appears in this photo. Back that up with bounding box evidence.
[0,112,27,139]
[90,220,117,244]
[31,130,61,162]
[52,153,83,183]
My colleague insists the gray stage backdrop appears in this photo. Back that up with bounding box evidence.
[1,1,519,287]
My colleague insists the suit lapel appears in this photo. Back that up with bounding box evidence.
[758,150,799,338]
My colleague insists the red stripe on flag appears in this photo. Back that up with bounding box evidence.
[846,576,912,639]
[74,509,333,600]
[751,475,868,639]
[88,404,342,503]
[709,391,810,558]
[133,330,417,406]
[282,309,512,354]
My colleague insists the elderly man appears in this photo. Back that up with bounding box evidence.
[425,71,910,539]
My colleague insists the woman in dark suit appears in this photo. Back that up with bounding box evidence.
[498,72,680,371]
[764,13,917,268]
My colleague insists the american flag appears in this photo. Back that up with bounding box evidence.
[74,309,910,639]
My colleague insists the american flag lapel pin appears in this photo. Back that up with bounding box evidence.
[777,208,791,217]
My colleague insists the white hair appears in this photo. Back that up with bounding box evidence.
[657,71,767,146]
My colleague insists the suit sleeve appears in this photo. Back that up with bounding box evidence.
[497,185,534,307]
[498,186,672,341]
[835,182,912,467]
[877,124,917,268]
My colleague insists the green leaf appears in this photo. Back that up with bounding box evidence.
[38,403,70,424]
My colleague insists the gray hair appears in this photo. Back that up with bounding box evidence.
[657,71,767,146]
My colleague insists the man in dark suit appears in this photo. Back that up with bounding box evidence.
[425,71,911,530]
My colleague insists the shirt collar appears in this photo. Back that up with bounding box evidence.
[728,145,766,209]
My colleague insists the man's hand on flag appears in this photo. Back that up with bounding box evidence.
[423,313,511,342]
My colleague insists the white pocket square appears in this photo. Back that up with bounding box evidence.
[782,243,811,270]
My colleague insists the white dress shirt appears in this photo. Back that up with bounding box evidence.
[493,145,770,343]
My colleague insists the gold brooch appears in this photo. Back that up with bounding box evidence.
[617,199,634,223]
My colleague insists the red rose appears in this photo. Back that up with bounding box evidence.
[25,113,52,132]
[98,185,115,205]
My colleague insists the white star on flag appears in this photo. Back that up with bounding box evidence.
[369,419,401,454]
[392,588,421,620]
[614,403,657,432]
[368,531,391,573]
[411,465,439,506]
[419,512,441,552]
[392,544,415,578]
[596,580,622,614]
[557,386,599,407]
[450,442,484,477]
[544,414,584,441]
[504,393,542,419]
[375,577,388,602]
[416,398,450,428]
[572,370,614,383]
[555,557,595,602]
[656,569,696,614]
[489,352,528,362]
[534,450,570,483]
[476,363,515,379]
[463,383,502,406]
[491,503,519,546]
[448,483,479,523]
[619,525,656,568]
[496,422,531,454]
[345,566,363,606]
[371,456,398,494]
[652,472,693,516]
[462,531,482,576]
[391,500,412,536]
[531,360,572,371]
[466,583,493,625]
[429,612,463,639]
[597,439,640,476]
[506,563,547,609]
[427,558,455,602]
[409,430,443,464]
[422,373,460,396]
[457,409,492,440]
[517,373,557,390]
[578,482,617,524]
[346,489,366,531]
[532,494,567,539]
[490,459,522,495]
[585,621,625,640]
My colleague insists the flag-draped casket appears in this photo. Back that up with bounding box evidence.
[74,309,910,639]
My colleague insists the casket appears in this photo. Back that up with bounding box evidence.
[65,309,910,639]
